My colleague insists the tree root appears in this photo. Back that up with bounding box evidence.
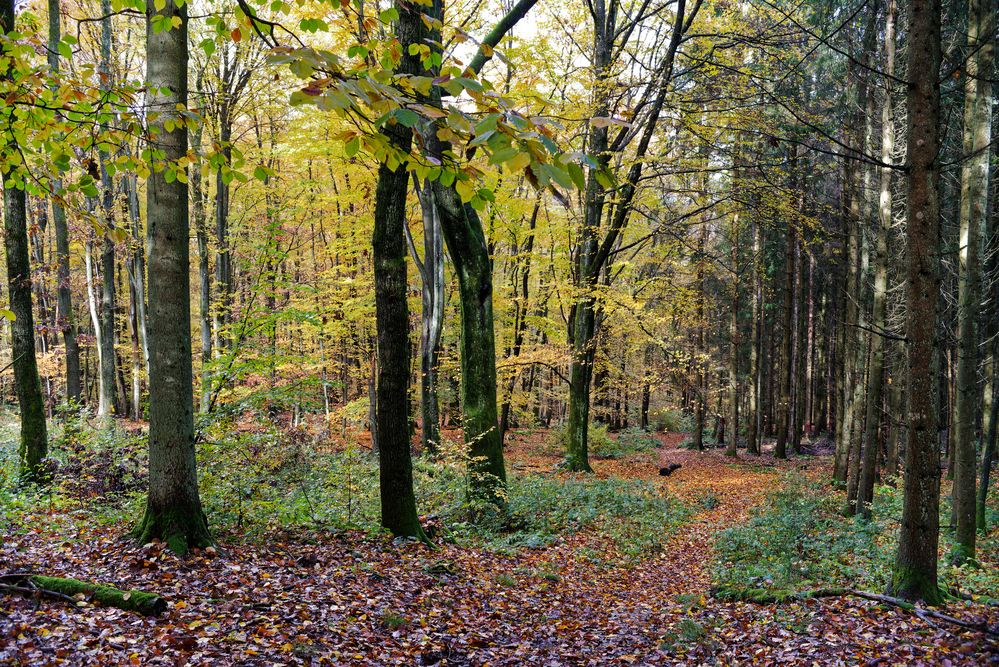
[711,585,997,636]
[0,573,167,616]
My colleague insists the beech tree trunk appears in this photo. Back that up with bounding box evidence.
[892,0,943,605]
[411,181,445,455]
[47,0,81,403]
[133,0,210,554]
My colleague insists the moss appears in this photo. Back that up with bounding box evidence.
[889,567,944,606]
[132,503,211,556]
[29,576,167,616]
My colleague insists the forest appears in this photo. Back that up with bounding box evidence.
[0,0,997,663]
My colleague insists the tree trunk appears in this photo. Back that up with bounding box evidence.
[133,0,210,555]
[726,215,739,457]
[951,0,994,562]
[46,0,81,404]
[3,0,49,480]
[371,0,426,540]
[433,184,508,497]
[412,181,445,455]
[747,220,762,454]
[776,221,794,459]
[499,202,539,443]
[858,0,897,518]
[891,0,943,605]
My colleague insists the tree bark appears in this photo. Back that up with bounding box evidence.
[133,0,210,555]
[891,0,943,605]
[46,0,81,403]
[776,219,794,459]
[2,0,49,482]
[371,0,426,539]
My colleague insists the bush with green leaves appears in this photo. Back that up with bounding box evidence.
[546,423,656,459]
[713,474,889,594]
[649,407,693,433]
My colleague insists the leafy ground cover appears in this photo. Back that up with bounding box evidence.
[1,422,997,665]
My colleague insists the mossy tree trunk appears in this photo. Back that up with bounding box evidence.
[433,184,509,497]
[891,0,943,605]
[2,0,49,483]
[133,0,210,555]
[776,221,795,460]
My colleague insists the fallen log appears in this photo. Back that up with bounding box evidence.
[0,573,167,616]
[711,585,996,636]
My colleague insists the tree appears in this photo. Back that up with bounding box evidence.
[133,0,211,554]
[566,0,695,471]
[857,0,898,519]
[2,0,49,483]
[372,0,426,540]
[891,0,943,605]
[47,0,81,404]
[951,0,994,563]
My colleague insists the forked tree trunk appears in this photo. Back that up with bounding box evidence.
[133,0,210,555]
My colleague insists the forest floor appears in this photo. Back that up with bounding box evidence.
[1,430,997,665]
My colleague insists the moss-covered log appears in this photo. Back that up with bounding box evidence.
[1,575,167,615]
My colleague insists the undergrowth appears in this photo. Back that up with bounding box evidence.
[1,412,688,561]
[714,472,999,601]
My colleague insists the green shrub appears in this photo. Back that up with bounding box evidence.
[546,423,656,459]
[713,474,889,594]
[650,407,693,433]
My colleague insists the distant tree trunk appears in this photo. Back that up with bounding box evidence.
[776,221,794,459]
[97,0,119,420]
[499,202,539,442]
[858,0,897,518]
[951,0,993,563]
[411,180,445,455]
[372,0,426,539]
[979,327,999,531]
[133,0,210,555]
[121,176,143,418]
[191,107,213,415]
[694,221,707,451]
[891,0,942,605]
[791,232,806,454]
[747,219,762,455]
[3,0,49,481]
[46,0,81,404]
[726,215,739,457]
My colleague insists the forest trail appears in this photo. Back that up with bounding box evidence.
[2,435,995,665]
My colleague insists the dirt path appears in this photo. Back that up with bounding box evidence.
[2,436,995,665]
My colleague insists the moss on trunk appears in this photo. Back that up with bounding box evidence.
[133,503,211,556]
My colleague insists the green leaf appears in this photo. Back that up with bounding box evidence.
[392,108,420,128]
[344,137,361,157]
